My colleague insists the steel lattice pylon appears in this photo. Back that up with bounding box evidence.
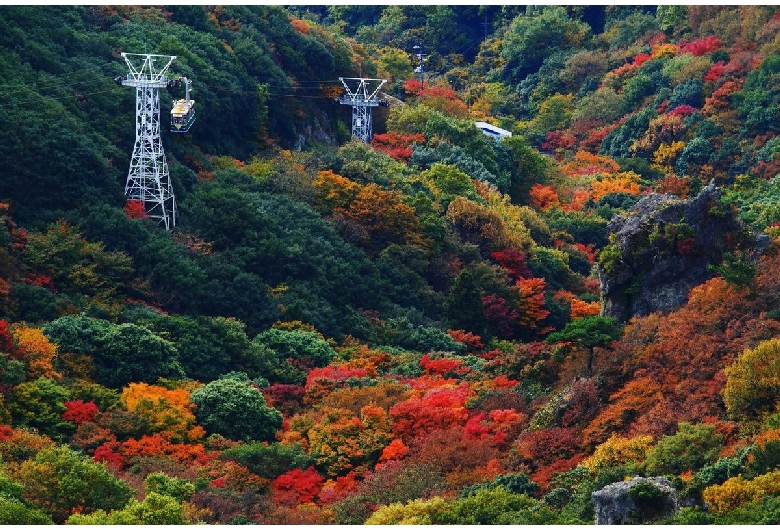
[117,53,177,230]
[336,77,387,143]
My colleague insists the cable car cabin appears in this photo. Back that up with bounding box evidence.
[170,98,195,133]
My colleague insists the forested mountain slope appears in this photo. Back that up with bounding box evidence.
[0,5,780,524]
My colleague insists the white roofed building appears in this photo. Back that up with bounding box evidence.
[475,121,512,140]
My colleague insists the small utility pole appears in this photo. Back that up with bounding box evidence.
[412,43,427,91]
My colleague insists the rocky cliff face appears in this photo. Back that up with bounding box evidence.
[592,476,679,524]
[598,181,768,322]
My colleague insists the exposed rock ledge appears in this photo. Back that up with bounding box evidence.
[598,181,768,322]
[592,476,679,524]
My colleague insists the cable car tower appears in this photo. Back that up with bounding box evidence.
[336,77,388,143]
[114,53,194,230]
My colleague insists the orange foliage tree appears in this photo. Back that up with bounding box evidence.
[589,171,643,202]
[11,324,61,380]
[702,79,744,116]
[560,151,621,177]
[514,277,552,337]
[334,341,394,375]
[446,329,485,353]
[120,383,205,443]
[655,174,691,198]
[312,170,361,213]
[307,405,393,477]
[529,184,561,210]
[202,458,268,492]
[0,424,56,465]
[118,432,212,466]
[585,271,780,447]
[303,365,374,406]
[570,298,601,319]
[378,438,409,464]
[582,377,664,448]
[403,424,504,491]
[320,379,413,416]
[338,184,429,255]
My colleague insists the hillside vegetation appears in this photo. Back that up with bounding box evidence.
[1,5,780,524]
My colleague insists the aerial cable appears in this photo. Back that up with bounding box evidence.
[0,57,356,110]
[0,63,125,95]
[0,62,121,93]
[0,85,336,109]
[0,87,120,108]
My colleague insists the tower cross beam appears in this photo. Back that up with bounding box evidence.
[121,53,176,84]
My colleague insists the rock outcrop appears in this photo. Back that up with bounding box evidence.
[592,476,679,524]
[598,181,768,322]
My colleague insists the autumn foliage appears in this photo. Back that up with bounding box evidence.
[272,466,324,506]
[124,199,148,220]
[11,324,61,380]
[62,400,99,425]
[3,5,780,525]
[120,383,204,442]
[390,385,471,442]
[371,132,426,163]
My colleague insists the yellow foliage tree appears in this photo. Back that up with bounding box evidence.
[22,220,133,303]
[481,187,536,249]
[242,157,274,182]
[446,197,516,254]
[651,43,678,59]
[365,497,451,525]
[723,338,780,422]
[376,46,414,84]
[467,83,509,122]
[703,470,780,514]
[580,433,654,473]
[629,114,686,158]
[652,141,686,174]
[120,383,204,443]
